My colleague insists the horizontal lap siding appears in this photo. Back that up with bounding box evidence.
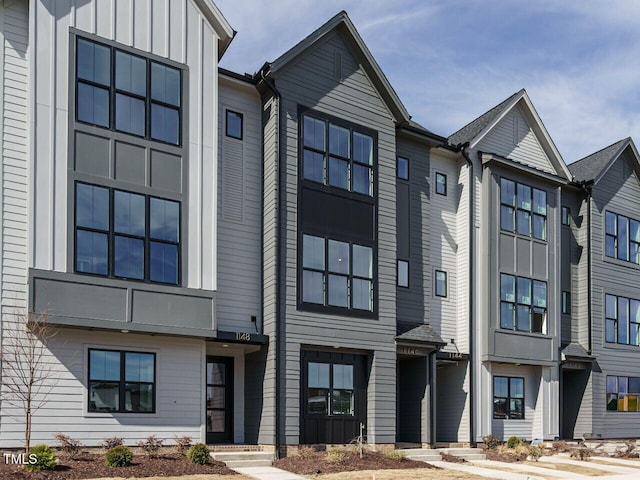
[274,30,397,444]
[216,80,262,332]
[590,156,640,437]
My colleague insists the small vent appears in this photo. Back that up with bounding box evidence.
[334,51,342,81]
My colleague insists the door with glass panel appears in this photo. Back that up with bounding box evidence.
[206,357,233,444]
[301,350,367,444]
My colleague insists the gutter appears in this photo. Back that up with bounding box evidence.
[460,143,476,447]
[259,66,283,458]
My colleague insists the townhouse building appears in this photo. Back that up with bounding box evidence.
[2,0,640,453]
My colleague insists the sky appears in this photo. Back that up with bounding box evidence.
[215,0,640,163]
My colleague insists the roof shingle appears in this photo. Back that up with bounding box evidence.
[396,322,445,346]
[568,138,630,182]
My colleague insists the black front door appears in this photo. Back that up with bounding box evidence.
[206,356,233,444]
[301,350,368,444]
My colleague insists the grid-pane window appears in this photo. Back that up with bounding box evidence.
[500,178,547,240]
[605,211,640,264]
[89,349,155,413]
[76,37,182,145]
[436,172,447,196]
[301,235,373,312]
[307,362,354,416]
[500,274,546,334]
[493,376,524,419]
[607,375,640,411]
[301,113,374,196]
[75,183,180,285]
[605,294,640,346]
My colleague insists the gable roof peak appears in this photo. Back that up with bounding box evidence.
[568,137,636,183]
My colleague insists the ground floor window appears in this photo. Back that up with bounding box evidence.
[307,362,354,416]
[607,375,640,411]
[88,349,155,413]
[493,376,524,419]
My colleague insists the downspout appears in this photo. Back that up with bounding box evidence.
[460,143,476,447]
[581,183,593,354]
[259,68,283,458]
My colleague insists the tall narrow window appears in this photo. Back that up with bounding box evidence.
[397,260,409,288]
[516,184,532,236]
[605,211,618,258]
[397,157,409,180]
[562,291,571,314]
[226,110,243,139]
[606,294,618,343]
[561,206,571,226]
[532,188,547,240]
[500,178,516,232]
[435,270,447,297]
[435,172,447,196]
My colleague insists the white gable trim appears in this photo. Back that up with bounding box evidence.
[594,139,640,186]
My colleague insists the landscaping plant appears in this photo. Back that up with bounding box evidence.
[507,436,525,449]
[187,443,210,465]
[54,433,83,458]
[105,445,133,467]
[173,435,192,455]
[25,444,57,471]
[138,435,164,458]
[482,434,501,450]
[326,447,347,463]
[102,436,124,450]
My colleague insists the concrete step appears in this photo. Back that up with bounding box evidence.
[406,453,443,462]
[212,452,274,462]
[437,447,486,461]
[223,459,274,468]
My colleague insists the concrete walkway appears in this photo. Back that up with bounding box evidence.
[430,460,545,480]
[539,455,640,474]
[591,455,640,467]
[232,465,312,480]
[475,459,589,479]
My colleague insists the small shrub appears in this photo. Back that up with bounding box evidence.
[297,445,316,459]
[483,434,501,450]
[25,445,57,471]
[570,445,593,461]
[326,447,347,463]
[102,436,124,450]
[173,435,192,456]
[384,449,406,461]
[616,440,639,458]
[54,433,83,458]
[137,435,163,458]
[552,440,570,453]
[528,445,544,462]
[507,436,525,449]
[105,445,133,467]
[187,443,210,465]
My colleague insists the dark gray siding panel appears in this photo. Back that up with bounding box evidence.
[114,141,146,185]
[245,347,268,443]
[75,132,110,177]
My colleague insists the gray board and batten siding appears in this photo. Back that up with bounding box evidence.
[264,28,399,446]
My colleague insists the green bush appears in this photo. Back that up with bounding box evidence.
[507,436,525,449]
[25,445,57,471]
[187,443,210,465]
[105,445,133,467]
[384,449,406,461]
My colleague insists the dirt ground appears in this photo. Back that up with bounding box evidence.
[0,453,239,479]
[311,469,488,480]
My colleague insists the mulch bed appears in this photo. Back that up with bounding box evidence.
[483,450,528,463]
[0,453,238,479]
[274,450,436,475]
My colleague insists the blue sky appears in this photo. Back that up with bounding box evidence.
[215,0,640,163]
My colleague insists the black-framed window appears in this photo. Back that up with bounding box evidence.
[605,211,640,264]
[397,157,409,180]
[493,376,524,419]
[561,206,571,226]
[88,349,155,413]
[397,260,409,288]
[435,172,447,196]
[435,270,447,297]
[226,110,243,140]
[500,273,547,334]
[301,234,373,311]
[607,376,640,411]
[605,294,640,346]
[76,36,182,145]
[75,182,180,285]
[500,178,547,240]
[307,362,354,416]
[302,113,374,196]
[562,291,571,314]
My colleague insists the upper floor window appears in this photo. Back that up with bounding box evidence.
[605,211,640,264]
[302,114,374,196]
[435,270,447,297]
[562,291,571,314]
[607,375,640,411]
[493,376,524,419]
[500,273,547,334]
[561,206,571,226]
[397,157,409,180]
[88,349,155,413]
[435,172,447,196]
[500,178,547,240]
[76,37,182,145]
[226,110,243,140]
[605,294,640,346]
[397,260,409,288]
[75,182,180,285]
[301,234,373,312]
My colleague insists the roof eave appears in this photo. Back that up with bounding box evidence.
[193,0,235,59]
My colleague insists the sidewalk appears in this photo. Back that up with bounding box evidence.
[232,465,312,480]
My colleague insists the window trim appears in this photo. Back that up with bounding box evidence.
[74,33,184,147]
[493,376,525,420]
[435,172,447,196]
[225,109,243,140]
[397,156,409,180]
[500,177,547,241]
[435,270,447,297]
[74,181,181,286]
[397,260,409,288]
[87,348,156,414]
